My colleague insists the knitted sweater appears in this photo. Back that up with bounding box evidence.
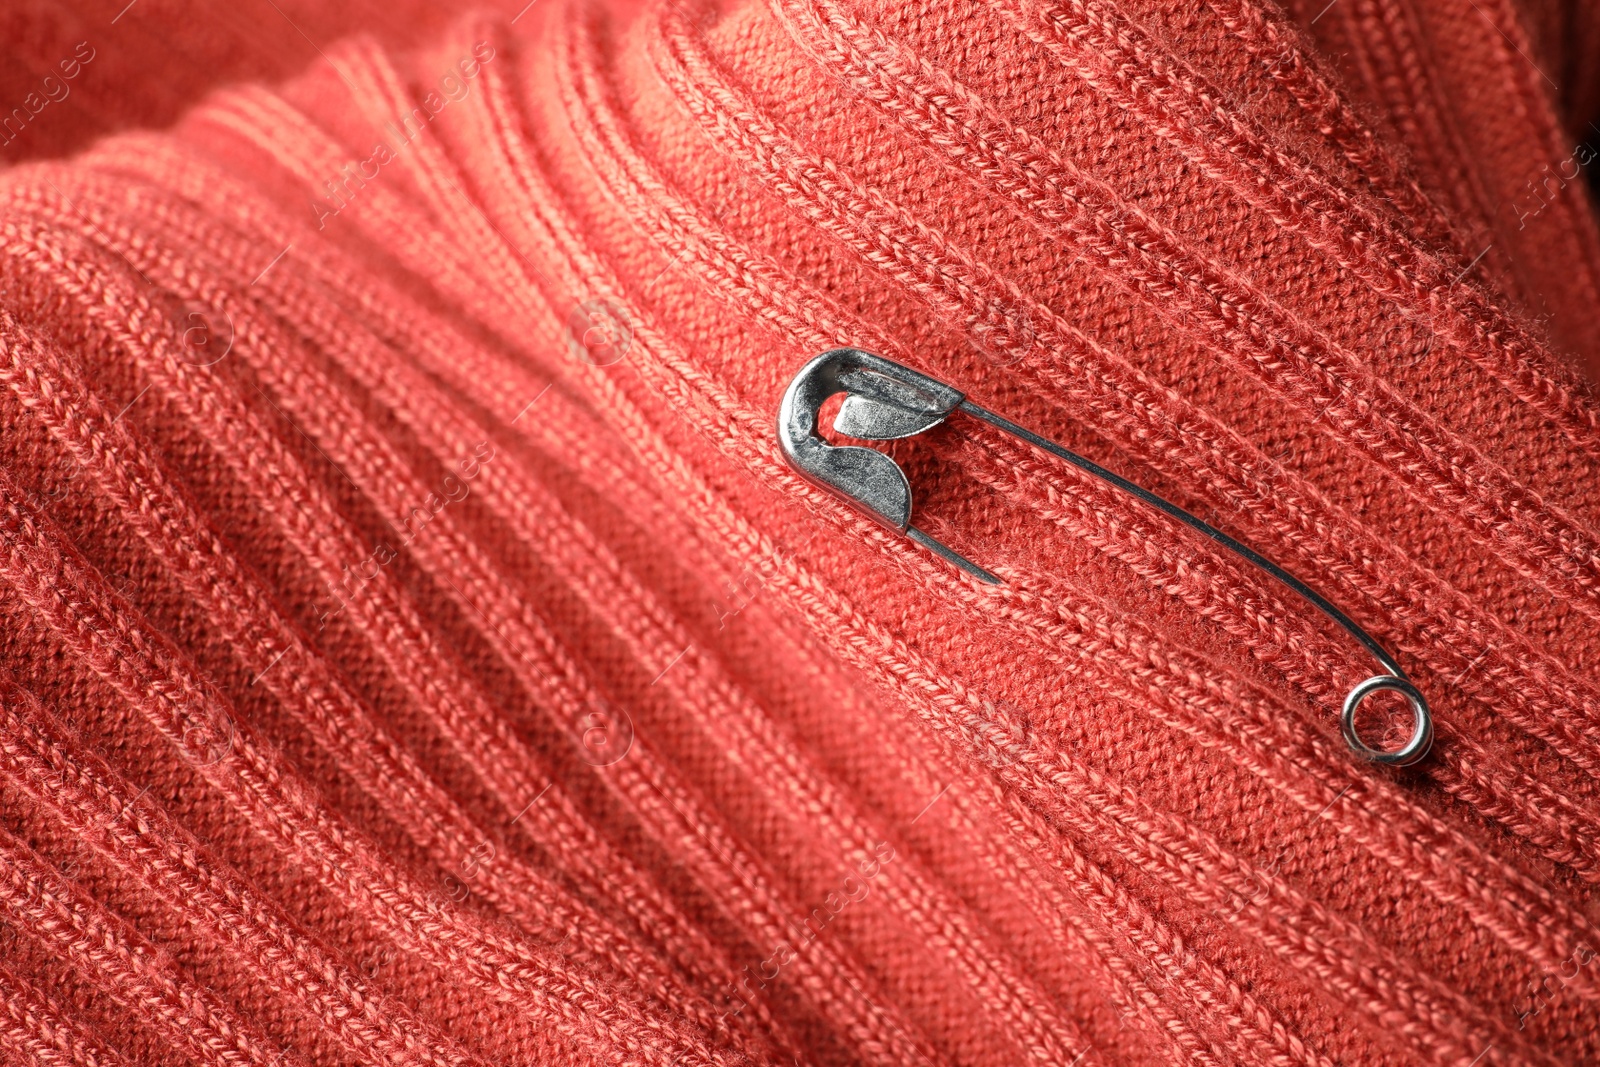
[1,0,1599,1064]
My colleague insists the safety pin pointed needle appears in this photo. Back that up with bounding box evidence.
[907,526,1001,585]
[778,348,1432,767]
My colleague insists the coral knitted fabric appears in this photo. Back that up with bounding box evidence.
[3,0,1600,1064]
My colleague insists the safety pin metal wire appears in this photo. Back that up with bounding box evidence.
[778,348,1432,767]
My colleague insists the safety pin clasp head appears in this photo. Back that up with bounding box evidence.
[777,348,963,529]
[777,349,1000,582]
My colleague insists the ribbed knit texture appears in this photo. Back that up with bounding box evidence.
[1,0,1599,1064]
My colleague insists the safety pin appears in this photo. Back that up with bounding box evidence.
[778,348,1432,767]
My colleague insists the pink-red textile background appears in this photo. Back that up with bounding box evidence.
[3,0,1600,1065]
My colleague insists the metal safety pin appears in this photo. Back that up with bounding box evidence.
[778,348,1433,767]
